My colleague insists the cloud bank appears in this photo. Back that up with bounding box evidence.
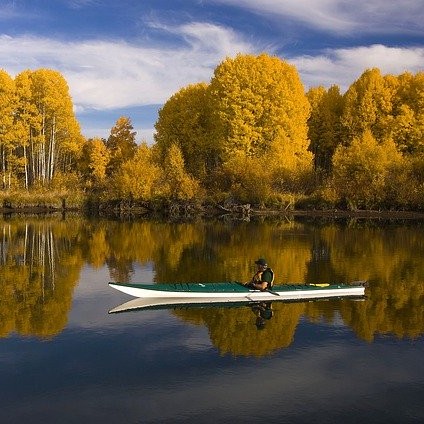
[1,29,422,115]
[293,44,424,91]
[0,23,253,112]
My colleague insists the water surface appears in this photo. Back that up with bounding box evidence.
[0,216,423,423]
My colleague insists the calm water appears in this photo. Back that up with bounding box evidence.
[0,216,423,423]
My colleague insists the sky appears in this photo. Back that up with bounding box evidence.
[0,0,423,143]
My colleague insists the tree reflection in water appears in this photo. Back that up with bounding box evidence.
[0,216,423,355]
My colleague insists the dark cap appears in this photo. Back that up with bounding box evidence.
[255,258,267,266]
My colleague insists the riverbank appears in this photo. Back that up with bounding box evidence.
[2,202,424,220]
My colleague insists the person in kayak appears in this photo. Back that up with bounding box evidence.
[244,258,274,290]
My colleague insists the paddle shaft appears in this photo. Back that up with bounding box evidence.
[236,281,278,295]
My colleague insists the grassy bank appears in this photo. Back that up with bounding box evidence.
[0,189,85,212]
[2,190,424,221]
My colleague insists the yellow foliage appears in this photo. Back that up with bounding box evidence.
[80,137,110,184]
[221,152,273,203]
[307,85,344,171]
[341,68,397,144]
[0,69,16,149]
[159,144,201,201]
[154,83,217,182]
[209,53,311,161]
[106,116,138,175]
[332,130,404,209]
[392,72,424,154]
[106,143,161,202]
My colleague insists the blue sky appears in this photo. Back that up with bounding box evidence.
[1,0,423,143]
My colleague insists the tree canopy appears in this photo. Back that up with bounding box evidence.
[2,60,424,212]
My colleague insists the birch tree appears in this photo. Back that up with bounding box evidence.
[26,69,83,186]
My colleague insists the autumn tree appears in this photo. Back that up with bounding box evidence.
[105,116,137,175]
[106,143,161,202]
[208,53,311,159]
[23,69,84,186]
[154,83,218,182]
[332,130,404,209]
[13,70,41,189]
[220,152,273,203]
[159,144,201,201]
[79,137,109,187]
[307,85,344,172]
[391,71,424,154]
[0,69,17,189]
[341,68,397,145]
[207,53,312,199]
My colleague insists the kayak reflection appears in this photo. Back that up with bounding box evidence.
[108,297,368,357]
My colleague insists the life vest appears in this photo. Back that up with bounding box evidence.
[251,267,274,288]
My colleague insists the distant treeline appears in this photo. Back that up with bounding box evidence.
[1,54,423,214]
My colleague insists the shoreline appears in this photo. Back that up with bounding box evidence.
[1,205,424,220]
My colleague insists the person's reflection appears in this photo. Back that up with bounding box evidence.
[251,301,274,330]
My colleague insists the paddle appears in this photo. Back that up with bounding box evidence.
[264,286,280,296]
[236,281,280,296]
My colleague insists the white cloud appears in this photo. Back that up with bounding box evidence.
[212,0,424,34]
[0,23,254,111]
[292,44,424,91]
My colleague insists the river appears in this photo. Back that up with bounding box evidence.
[0,215,423,423]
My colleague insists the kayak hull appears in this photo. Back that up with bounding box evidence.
[109,294,366,314]
[108,281,366,302]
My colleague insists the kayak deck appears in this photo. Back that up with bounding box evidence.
[109,281,366,301]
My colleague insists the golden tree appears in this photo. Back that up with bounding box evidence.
[25,69,84,186]
[0,69,18,189]
[332,130,404,209]
[107,143,161,202]
[105,116,138,175]
[159,144,201,201]
[79,137,110,187]
[154,83,218,182]
[307,85,344,172]
[341,68,397,144]
[207,53,312,200]
[209,53,311,158]
[392,71,424,154]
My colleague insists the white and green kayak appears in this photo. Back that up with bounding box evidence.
[108,281,366,303]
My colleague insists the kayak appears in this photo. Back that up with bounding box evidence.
[108,281,366,303]
[109,292,366,314]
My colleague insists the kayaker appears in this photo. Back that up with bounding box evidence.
[244,258,274,291]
